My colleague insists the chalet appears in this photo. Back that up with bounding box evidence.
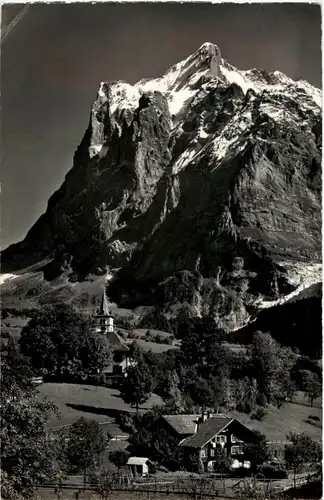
[161,412,257,472]
[93,289,131,384]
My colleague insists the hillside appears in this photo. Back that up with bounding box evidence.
[1,42,322,338]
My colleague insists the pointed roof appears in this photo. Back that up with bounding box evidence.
[179,417,234,448]
[105,330,129,352]
[162,414,201,435]
[98,288,113,316]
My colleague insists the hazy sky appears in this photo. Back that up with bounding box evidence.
[1,2,321,250]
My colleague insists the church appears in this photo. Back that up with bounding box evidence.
[92,289,131,384]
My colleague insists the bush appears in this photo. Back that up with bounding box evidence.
[116,412,136,433]
[165,337,173,345]
[256,393,268,407]
[251,407,267,421]
[258,464,288,479]
[128,331,136,339]
[243,401,253,414]
[155,334,163,344]
[230,467,252,478]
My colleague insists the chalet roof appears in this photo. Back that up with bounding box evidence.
[105,330,129,352]
[179,417,234,448]
[127,457,152,466]
[162,414,201,435]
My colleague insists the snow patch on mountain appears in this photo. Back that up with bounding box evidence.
[110,82,141,114]
[0,273,18,286]
[256,262,322,310]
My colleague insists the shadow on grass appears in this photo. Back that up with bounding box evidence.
[66,403,130,418]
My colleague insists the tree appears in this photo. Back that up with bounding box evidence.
[1,340,61,498]
[185,453,204,474]
[128,406,183,471]
[66,418,108,488]
[284,433,322,488]
[120,362,154,413]
[300,370,321,407]
[251,332,294,405]
[184,375,228,411]
[19,303,111,379]
[180,317,227,376]
[79,332,113,378]
[108,450,130,473]
[212,448,231,472]
[164,370,185,413]
[2,337,34,392]
[243,431,270,471]
[89,468,117,500]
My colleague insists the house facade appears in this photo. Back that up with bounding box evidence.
[93,289,131,384]
[161,412,256,472]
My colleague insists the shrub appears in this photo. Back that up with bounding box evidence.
[243,401,253,414]
[251,407,267,421]
[256,393,268,407]
[155,334,163,344]
[258,464,288,479]
[116,412,136,433]
[308,415,320,421]
[165,337,173,345]
[230,467,252,478]
[128,331,136,339]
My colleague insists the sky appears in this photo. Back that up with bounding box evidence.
[1,2,322,250]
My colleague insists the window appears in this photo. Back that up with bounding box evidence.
[231,446,244,455]
[216,435,226,444]
[231,435,238,443]
[113,352,123,363]
[201,449,206,458]
[210,449,215,456]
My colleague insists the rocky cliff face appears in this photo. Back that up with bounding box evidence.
[2,43,322,332]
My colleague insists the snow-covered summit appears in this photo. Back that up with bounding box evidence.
[96,42,321,124]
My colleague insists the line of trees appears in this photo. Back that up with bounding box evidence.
[15,305,321,415]
[119,318,321,417]
[19,303,112,381]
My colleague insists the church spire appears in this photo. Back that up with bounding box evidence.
[98,287,112,316]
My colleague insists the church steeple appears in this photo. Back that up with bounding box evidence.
[98,287,112,317]
[94,287,114,333]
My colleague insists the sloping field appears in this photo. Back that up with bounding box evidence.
[39,382,163,429]
[230,399,322,442]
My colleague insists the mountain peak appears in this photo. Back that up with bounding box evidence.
[1,42,321,336]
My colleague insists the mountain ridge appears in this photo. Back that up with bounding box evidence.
[1,42,322,334]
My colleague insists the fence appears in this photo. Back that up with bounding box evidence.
[37,471,312,500]
[37,483,233,500]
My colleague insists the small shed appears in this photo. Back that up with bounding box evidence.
[126,457,153,477]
